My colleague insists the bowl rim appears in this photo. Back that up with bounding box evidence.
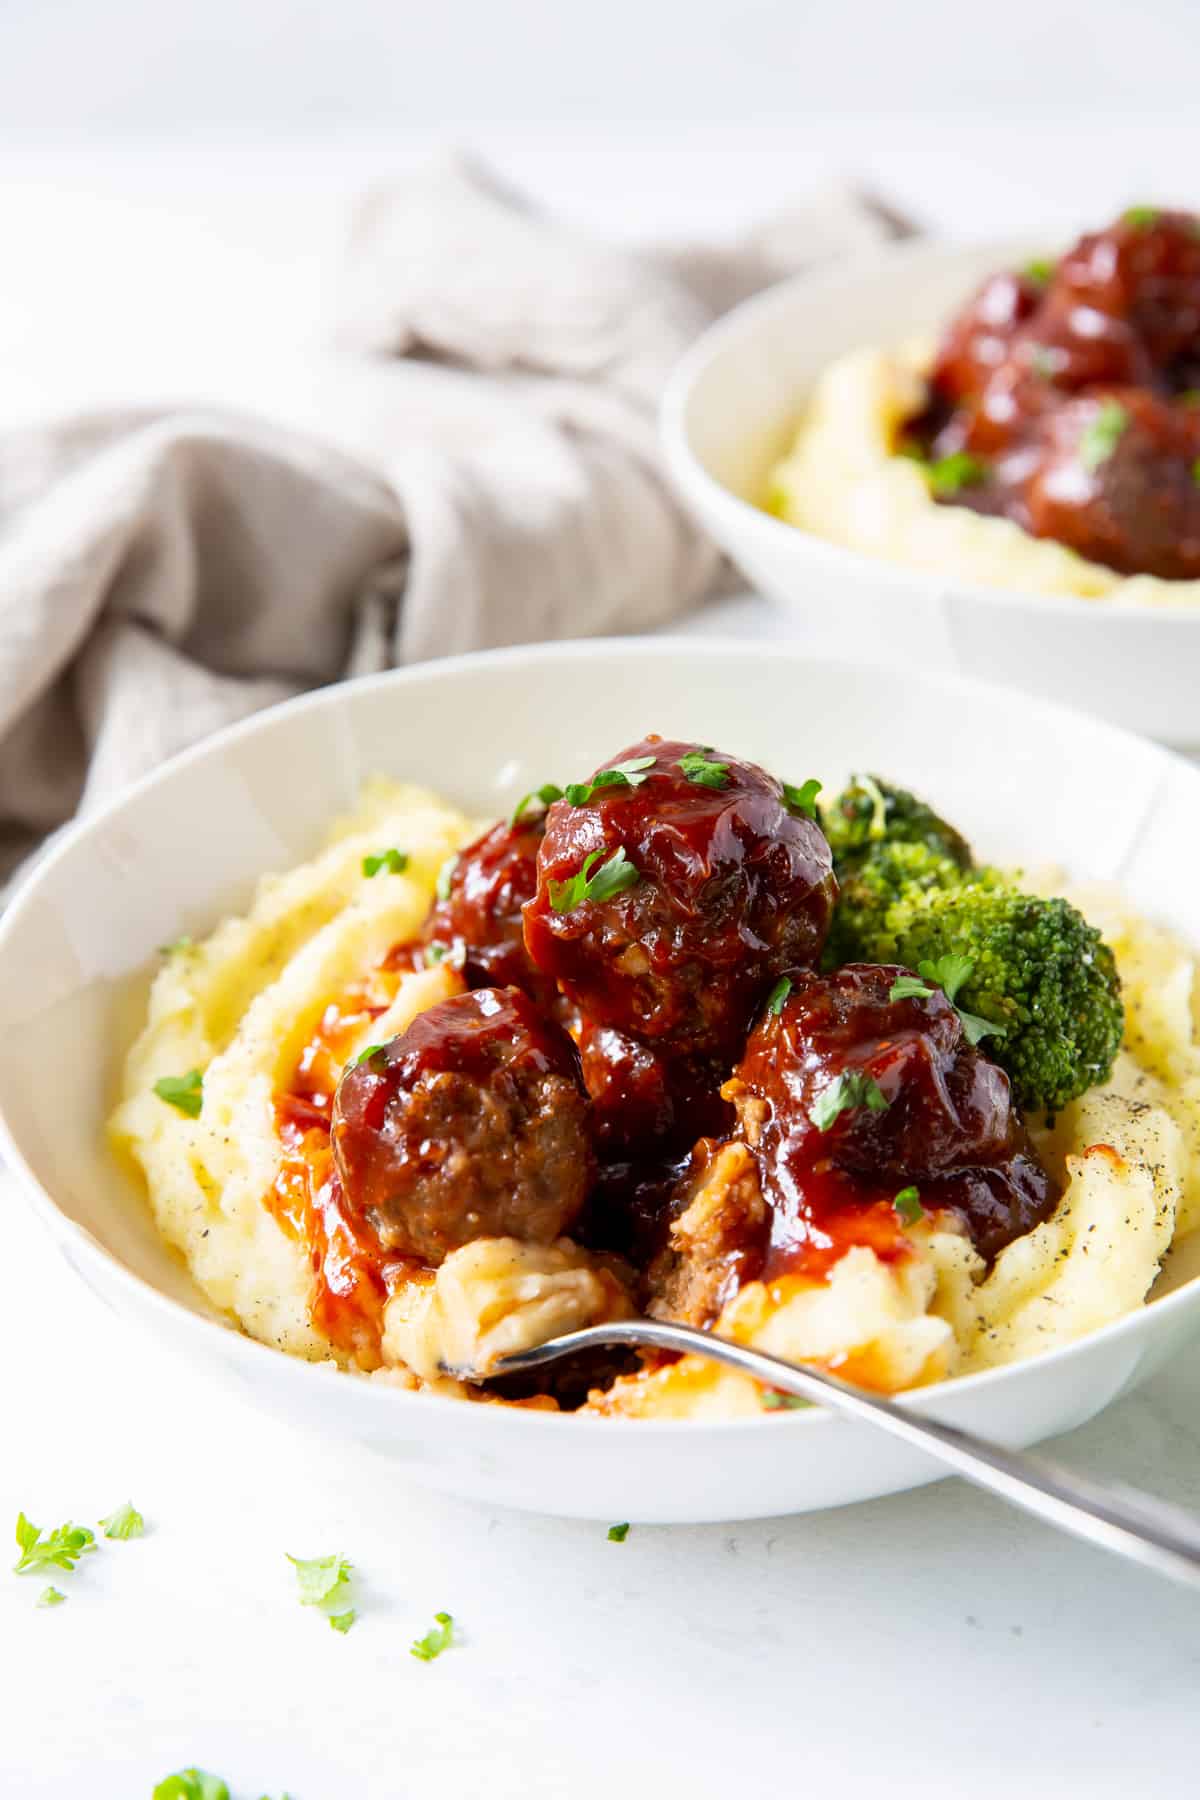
[660,233,1200,628]
[2,633,1199,1440]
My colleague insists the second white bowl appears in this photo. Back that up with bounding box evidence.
[661,237,1200,746]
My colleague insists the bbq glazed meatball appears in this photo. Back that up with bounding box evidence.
[523,737,837,1063]
[1022,388,1200,580]
[423,813,552,1003]
[570,1011,732,1158]
[730,963,1056,1263]
[331,987,593,1265]
[930,269,1045,409]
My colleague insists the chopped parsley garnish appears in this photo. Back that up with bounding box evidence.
[548,847,640,912]
[1023,257,1056,286]
[38,1586,66,1607]
[761,1391,808,1411]
[607,1522,631,1542]
[511,783,565,826]
[1078,400,1128,473]
[563,755,657,806]
[809,1071,889,1133]
[152,1773,231,1800]
[411,1610,455,1661]
[1181,391,1200,408]
[894,1186,925,1225]
[782,778,822,820]
[1028,345,1061,382]
[99,1501,144,1541]
[1193,458,1200,487]
[287,1551,355,1632]
[14,1513,96,1577]
[153,1069,204,1119]
[435,855,457,902]
[765,976,793,1017]
[1123,205,1160,230]
[888,973,933,1003]
[362,848,409,878]
[353,1042,386,1067]
[927,452,989,496]
[677,750,730,790]
[158,936,195,957]
[916,954,1006,1047]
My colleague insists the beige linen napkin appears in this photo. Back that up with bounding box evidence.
[0,153,906,881]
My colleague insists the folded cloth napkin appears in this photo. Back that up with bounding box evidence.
[0,152,907,882]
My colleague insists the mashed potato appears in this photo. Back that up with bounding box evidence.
[767,342,1200,609]
[110,785,1200,1417]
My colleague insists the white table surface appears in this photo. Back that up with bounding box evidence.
[4,124,1200,1799]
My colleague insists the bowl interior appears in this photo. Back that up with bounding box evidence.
[2,639,1199,1357]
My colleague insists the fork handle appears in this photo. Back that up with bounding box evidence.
[497,1319,1200,1588]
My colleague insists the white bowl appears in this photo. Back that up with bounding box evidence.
[661,237,1200,747]
[3,637,1200,1523]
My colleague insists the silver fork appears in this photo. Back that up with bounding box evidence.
[471,1317,1200,1588]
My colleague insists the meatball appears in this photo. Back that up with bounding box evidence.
[423,814,552,1003]
[913,209,1200,580]
[931,269,1044,408]
[523,736,837,1062]
[1022,388,1200,579]
[570,1010,733,1158]
[729,963,1056,1264]
[331,987,593,1265]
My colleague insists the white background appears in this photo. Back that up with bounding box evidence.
[3,3,1200,1796]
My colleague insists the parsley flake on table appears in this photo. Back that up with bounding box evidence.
[893,1186,925,1225]
[99,1500,144,1541]
[926,451,989,496]
[286,1551,355,1630]
[563,755,657,806]
[152,1772,231,1800]
[153,1069,204,1119]
[808,1071,889,1133]
[410,1611,455,1661]
[761,1392,808,1411]
[916,954,1006,1047]
[37,1586,66,1607]
[607,1522,630,1542]
[677,750,730,790]
[362,847,409,877]
[548,846,640,912]
[1078,399,1128,473]
[782,777,822,820]
[13,1513,96,1576]
[765,975,792,1017]
[510,782,565,826]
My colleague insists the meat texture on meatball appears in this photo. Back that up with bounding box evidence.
[523,736,837,1063]
[423,813,552,1002]
[331,987,593,1266]
[729,963,1057,1267]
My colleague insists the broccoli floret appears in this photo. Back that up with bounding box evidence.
[833,869,1123,1114]
[823,774,973,874]
[823,840,986,969]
